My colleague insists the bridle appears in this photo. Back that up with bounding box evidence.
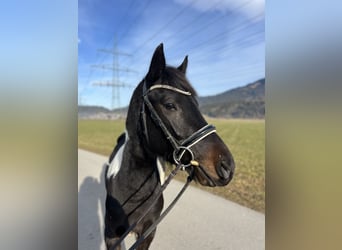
[141,80,217,169]
[110,80,218,250]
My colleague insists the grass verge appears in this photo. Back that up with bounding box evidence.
[78,119,265,213]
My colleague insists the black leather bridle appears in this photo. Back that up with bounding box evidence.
[141,80,217,169]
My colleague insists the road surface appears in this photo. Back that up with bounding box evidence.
[78,149,264,250]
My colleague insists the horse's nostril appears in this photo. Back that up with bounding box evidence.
[220,166,230,179]
[218,160,233,180]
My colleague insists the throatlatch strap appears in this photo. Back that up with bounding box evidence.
[141,83,150,145]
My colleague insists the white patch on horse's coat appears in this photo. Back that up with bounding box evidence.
[156,157,165,185]
[106,131,128,179]
[105,130,167,184]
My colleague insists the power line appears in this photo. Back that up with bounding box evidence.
[91,64,138,73]
[92,81,134,88]
[83,0,138,84]
[117,0,155,45]
[83,0,153,109]
[128,0,200,56]
[116,0,137,40]
[185,14,263,54]
[186,16,264,61]
[125,0,260,70]
[166,0,256,53]
[154,0,225,44]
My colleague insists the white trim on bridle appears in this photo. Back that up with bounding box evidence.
[147,84,191,96]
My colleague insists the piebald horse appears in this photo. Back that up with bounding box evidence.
[104,44,235,250]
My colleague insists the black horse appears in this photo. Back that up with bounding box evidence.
[104,44,235,250]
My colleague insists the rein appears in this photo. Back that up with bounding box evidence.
[128,166,194,250]
[110,163,194,250]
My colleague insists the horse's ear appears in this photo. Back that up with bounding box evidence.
[146,43,166,83]
[177,55,188,74]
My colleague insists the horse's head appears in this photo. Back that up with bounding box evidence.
[141,44,235,187]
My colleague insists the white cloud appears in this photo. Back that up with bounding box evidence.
[173,0,264,20]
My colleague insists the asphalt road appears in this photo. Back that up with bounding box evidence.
[78,149,265,250]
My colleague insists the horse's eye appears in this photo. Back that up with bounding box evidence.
[163,103,176,110]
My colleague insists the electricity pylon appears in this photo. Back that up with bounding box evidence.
[92,38,136,109]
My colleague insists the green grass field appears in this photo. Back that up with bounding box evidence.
[78,119,265,213]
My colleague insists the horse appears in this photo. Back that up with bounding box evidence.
[104,43,235,250]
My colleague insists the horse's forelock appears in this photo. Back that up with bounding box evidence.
[162,67,198,97]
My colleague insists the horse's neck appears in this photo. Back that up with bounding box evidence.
[125,138,155,165]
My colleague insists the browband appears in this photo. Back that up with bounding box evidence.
[144,84,192,96]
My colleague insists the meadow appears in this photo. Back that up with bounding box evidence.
[78,119,265,213]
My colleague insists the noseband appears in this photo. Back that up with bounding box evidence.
[141,80,217,168]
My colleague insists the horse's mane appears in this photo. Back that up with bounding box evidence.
[162,66,198,98]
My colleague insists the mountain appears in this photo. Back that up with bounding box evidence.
[78,105,127,119]
[78,105,109,115]
[198,78,265,118]
[78,78,265,119]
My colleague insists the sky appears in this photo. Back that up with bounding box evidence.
[78,0,264,109]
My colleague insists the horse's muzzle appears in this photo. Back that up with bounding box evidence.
[190,158,234,187]
[191,151,235,187]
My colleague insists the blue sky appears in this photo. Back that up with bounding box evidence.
[78,0,264,109]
